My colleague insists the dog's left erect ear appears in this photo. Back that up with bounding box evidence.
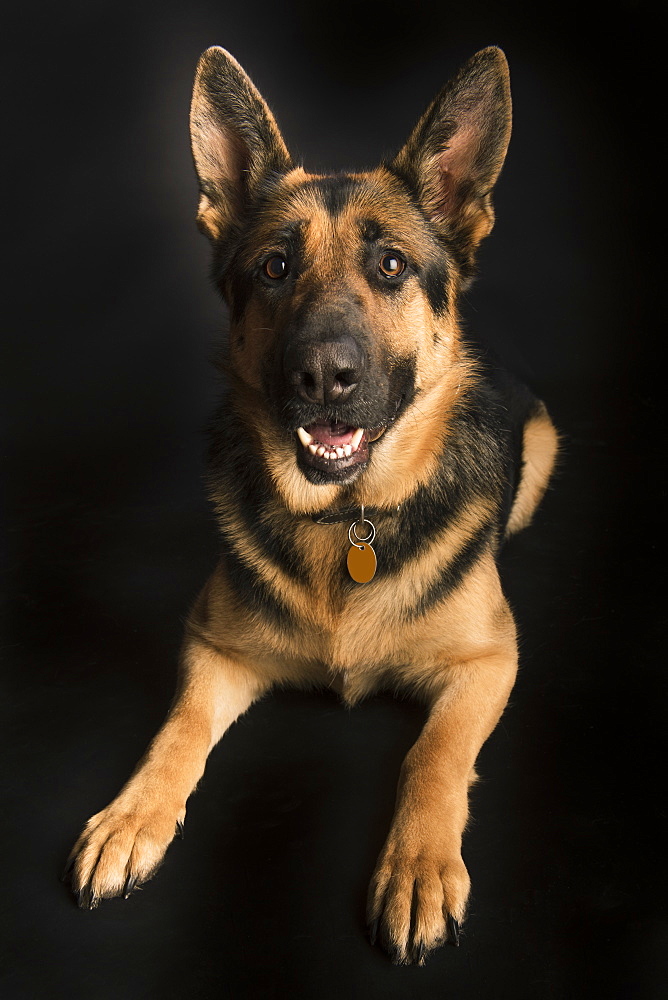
[391,47,511,262]
[190,47,293,240]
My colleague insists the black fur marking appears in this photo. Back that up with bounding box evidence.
[219,533,295,625]
[420,260,449,315]
[243,504,310,586]
[479,360,547,530]
[359,218,393,244]
[404,521,495,620]
[227,254,255,324]
[305,175,363,217]
[372,486,461,576]
[208,407,310,588]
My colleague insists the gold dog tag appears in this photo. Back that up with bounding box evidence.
[347,542,377,583]
[347,511,377,583]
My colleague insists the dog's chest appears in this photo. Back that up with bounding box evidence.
[282,566,443,690]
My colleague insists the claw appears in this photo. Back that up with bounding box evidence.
[123,874,138,899]
[175,820,185,840]
[446,913,460,947]
[415,941,426,965]
[60,855,75,882]
[390,948,404,966]
[77,884,94,910]
[368,918,379,947]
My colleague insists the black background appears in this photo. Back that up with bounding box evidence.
[2,2,665,998]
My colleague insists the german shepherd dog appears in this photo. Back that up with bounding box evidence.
[65,45,558,964]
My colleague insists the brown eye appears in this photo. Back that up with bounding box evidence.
[264,254,288,279]
[378,252,405,277]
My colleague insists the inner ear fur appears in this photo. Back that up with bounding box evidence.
[391,47,511,260]
[190,47,293,240]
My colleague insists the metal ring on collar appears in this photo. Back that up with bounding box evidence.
[349,518,375,547]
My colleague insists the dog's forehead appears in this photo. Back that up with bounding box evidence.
[259,168,435,261]
[284,170,405,219]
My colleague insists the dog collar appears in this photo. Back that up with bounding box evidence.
[310,504,400,525]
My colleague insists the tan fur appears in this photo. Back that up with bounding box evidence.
[506,402,559,536]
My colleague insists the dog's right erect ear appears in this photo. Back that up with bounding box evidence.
[390,47,511,272]
[190,47,293,240]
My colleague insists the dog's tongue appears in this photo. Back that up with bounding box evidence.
[305,422,357,447]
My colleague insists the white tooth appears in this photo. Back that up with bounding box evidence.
[316,445,326,457]
[327,451,335,459]
[351,428,364,450]
[297,427,313,447]
[308,444,318,454]
[344,445,352,457]
[336,447,345,459]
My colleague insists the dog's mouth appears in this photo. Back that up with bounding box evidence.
[295,421,386,479]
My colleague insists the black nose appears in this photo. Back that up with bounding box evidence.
[284,336,366,406]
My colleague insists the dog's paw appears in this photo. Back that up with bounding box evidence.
[367,840,469,964]
[63,798,185,908]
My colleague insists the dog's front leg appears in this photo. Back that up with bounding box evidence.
[66,638,269,907]
[367,644,517,964]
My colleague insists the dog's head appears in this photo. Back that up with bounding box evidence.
[191,47,511,511]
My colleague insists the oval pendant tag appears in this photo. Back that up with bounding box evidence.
[347,543,377,583]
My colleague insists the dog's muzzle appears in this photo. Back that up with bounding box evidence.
[284,335,386,480]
